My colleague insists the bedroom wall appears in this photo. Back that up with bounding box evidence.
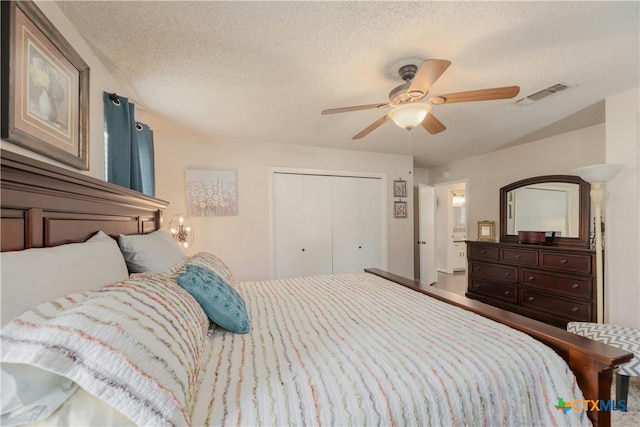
[0,1,123,178]
[153,134,415,281]
[605,87,639,328]
[423,124,605,237]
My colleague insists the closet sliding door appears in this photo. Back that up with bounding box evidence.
[332,177,359,273]
[273,172,384,279]
[273,174,332,279]
[332,177,382,273]
[357,177,383,271]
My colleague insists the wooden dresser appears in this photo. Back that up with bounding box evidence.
[466,241,596,328]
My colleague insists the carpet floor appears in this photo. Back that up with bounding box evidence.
[612,375,639,426]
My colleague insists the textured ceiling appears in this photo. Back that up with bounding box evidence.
[56,1,639,168]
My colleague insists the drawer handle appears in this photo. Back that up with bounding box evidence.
[560,259,568,264]
[504,290,510,296]
[572,283,579,289]
[475,284,481,289]
[480,250,487,254]
[515,254,522,259]
[504,272,511,277]
[528,296,535,302]
[475,267,481,271]
[571,307,579,312]
[528,276,535,281]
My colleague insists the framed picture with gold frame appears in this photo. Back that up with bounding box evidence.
[1,0,90,169]
[477,220,495,241]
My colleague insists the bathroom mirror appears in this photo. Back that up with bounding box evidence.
[499,175,590,247]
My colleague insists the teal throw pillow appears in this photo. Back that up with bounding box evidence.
[177,264,250,334]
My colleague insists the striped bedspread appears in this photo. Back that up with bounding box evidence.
[190,272,589,426]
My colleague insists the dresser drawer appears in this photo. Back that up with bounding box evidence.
[521,269,592,299]
[520,290,591,321]
[540,252,592,273]
[469,261,518,284]
[468,245,499,261]
[469,280,518,303]
[501,248,538,266]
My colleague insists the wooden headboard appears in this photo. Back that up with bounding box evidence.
[1,149,168,252]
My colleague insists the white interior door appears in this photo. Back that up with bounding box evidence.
[419,184,436,285]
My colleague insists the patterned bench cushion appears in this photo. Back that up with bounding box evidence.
[567,322,640,376]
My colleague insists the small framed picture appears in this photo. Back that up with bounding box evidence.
[393,180,407,198]
[477,220,495,241]
[394,201,407,218]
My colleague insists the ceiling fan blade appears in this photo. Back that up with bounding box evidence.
[422,113,446,135]
[430,86,520,104]
[407,59,451,98]
[352,115,391,140]
[321,103,390,115]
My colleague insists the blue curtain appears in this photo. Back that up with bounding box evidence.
[135,122,155,197]
[103,92,154,196]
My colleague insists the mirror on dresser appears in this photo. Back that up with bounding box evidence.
[499,175,591,248]
[466,175,596,328]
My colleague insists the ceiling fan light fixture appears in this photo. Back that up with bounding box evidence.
[389,103,432,130]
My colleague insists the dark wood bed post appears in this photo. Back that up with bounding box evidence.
[365,268,633,427]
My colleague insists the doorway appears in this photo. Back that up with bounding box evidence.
[434,180,468,275]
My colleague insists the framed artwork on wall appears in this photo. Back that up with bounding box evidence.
[1,0,90,170]
[394,201,407,218]
[477,220,495,241]
[393,179,407,198]
[186,169,238,217]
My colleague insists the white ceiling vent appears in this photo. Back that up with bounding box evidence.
[514,83,572,105]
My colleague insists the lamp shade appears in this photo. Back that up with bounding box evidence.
[388,103,432,130]
[572,163,624,183]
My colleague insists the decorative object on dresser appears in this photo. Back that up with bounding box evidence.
[467,174,598,328]
[572,163,624,323]
[517,230,556,245]
[477,220,495,241]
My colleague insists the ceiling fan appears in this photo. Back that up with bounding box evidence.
[321,59,520,139]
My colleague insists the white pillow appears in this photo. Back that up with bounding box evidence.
[1,273,209,426]
[1,363,78,426]
[0,231,129,326]
[118,229,186,274]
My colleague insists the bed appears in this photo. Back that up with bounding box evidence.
[0,149,633,426]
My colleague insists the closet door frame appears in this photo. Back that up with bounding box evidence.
[269,167,388,279]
